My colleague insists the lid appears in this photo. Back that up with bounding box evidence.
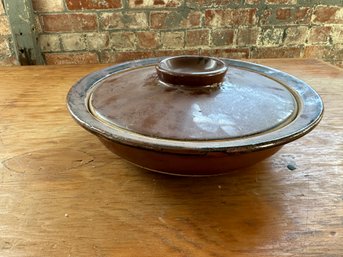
[67,56,323,152]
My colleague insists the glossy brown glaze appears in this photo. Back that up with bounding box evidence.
[89,65,297,140]
[155,56,228,87]
[67,57,323,175]
[98,136,283,176]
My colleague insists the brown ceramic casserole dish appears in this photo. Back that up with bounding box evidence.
[67,56,323,176]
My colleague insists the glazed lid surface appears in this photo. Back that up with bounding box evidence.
[89,64,296,140]
[67,56,323,152]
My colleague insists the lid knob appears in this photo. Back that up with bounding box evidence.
[156,56,228,87]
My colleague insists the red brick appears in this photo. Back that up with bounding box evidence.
[294,7,312,24]
[99,50,115,63]
[266,0,296,4]
[180,11,202,28]
[211,29,234,46]
[205,8,257,27]
[186,29,210,47]
[115,51,154,63]
[66,0,122,10]
[0,56,19,66]
[42,14,97,32]
[200,48,249,59]
[129,0,181,8]
[137,31,159,49]
[150,12,169,29]
[101,50,155,64]
[32,0,64,12]
[303,46,331,59]
[251,47,302,58]
[237,27,259,46]
[45,52,99,65]
[205,10,223,27]
[187,0,239,6]
[154,49,199,57]
[313,6,343,24]
[276,8,291,21]
[308,26,332,44]
[154,0,165,5]
[103,49,200,64]
[262,7,311,25]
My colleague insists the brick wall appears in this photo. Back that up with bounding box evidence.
[0,0,342,67]
[0,3,18,66]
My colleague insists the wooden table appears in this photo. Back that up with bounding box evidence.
[0,59,342,257]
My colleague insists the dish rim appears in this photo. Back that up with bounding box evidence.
[67,57,324,154]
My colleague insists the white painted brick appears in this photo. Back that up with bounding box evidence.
[87,33,109,50]
[61,34,86,51]
[39,34,61,52]
[32,0,64,12]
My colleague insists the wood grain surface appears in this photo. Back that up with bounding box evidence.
[0,59,342,257]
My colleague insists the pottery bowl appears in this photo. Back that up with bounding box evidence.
[67,56,323,176]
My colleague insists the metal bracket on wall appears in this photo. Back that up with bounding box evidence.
[3,0,44,65]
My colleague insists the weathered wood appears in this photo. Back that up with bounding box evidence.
[3,0,44,65]
[0,59,342,257]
